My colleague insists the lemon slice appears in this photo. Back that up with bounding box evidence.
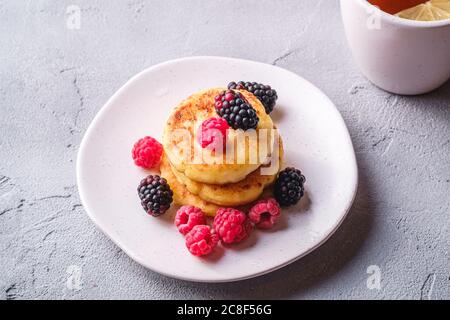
[396,0,450,21]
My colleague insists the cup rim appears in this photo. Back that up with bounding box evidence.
[358,0,450,28]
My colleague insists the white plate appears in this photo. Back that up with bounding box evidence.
[77,56,358,283]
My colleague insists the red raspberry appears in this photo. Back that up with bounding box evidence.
[185,225,219,257]
[249,198,281,229]
[175,206,207,235]
[213,208,252,244]
[197,117,229,149]
[132,136,163,169]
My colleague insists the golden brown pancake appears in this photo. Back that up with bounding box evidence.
[169,138,283,206]
[162,88,275,185]
[160,153,220,216]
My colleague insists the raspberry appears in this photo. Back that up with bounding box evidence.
[274,167,306,207]
[228,81,278,114]
[214,90,259,131]
[213,208,252,244]
[137,175,173,216]
[132,136,163,169]
[185,225,219,257]
[249,198,281,229]
[175,206,207,235]
[197,117,229,150]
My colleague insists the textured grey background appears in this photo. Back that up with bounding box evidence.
[1,0,449,300]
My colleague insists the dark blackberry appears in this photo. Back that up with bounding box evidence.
[228,81,278,114]
[214,90,259,130]
[274,167,306,207]
[137,175,173,217]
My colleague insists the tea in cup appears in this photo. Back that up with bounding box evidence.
[341,0,450,95]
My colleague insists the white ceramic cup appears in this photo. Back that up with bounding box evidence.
[340,0,450,95]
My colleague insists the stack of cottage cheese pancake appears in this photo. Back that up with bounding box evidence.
[161,88,283,216]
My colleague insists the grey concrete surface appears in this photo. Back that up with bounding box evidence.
[0,0,449,300]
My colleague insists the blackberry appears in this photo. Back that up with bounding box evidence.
[228,81,278,114]
[214,90,259,130]
[274,167,306,207]
[137,175,173,216]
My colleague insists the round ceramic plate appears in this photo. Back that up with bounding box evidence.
[77,56,358,282]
